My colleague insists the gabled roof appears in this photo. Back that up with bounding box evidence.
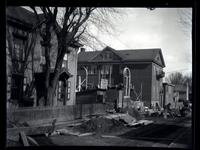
[78,46,166,67]
[78,51,101,62]
[6,6,44,27]
[89,46,123,62]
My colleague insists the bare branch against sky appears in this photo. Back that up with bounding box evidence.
[87,8,192,76]
[23,7,192,76]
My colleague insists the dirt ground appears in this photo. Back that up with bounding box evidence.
[7,112,192,147]
[31,116,191,147]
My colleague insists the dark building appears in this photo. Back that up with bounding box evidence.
[77,46,165,107]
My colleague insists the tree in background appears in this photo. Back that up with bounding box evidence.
[166,72,192,92]
[166,72,185,85]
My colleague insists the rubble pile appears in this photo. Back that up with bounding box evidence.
[74,117,126,134]
[126,107,142,120]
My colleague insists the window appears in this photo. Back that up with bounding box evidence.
[7,76,11,100]
[166,86,168,92]
[90,65,97,74]
[67,81,71,101]
[62,60,67,68]
[41,48,45,57]
[87,66,91,74]
[87,65,97,75]
[58,81,62,100]
[11,74,24,102]
[13,37,25,72]
[64,54,68,60]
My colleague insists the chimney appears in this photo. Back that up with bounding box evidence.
[80,48,85,52]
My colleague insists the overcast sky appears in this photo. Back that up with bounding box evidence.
[89,8,192,77]
[24,7,192,77]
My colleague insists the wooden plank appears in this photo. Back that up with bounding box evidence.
[101,135,120,138]
[19,131,29,146]
[26,136,39,146]
[78,132,95,137]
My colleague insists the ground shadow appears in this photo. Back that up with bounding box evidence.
[119,124,192,145]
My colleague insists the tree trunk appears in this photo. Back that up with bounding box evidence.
[44,45,51,105]
[43,22,52,106]
[47,66,60,106]
[47,44,66,106]
[46,86,54,106]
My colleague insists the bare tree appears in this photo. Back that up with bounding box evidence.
[183,73,192,92]
[31,7,121,106]
[166,72,185,85]
[166,72,192,87]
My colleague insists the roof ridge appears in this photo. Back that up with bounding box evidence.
[117,48,161,51]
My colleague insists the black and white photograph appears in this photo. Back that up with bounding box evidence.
[6,5,193,148]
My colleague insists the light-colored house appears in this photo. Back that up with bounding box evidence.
[6,6,81,108]
[162,82,176,109]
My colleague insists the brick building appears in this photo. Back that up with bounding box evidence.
[77,46,165,107]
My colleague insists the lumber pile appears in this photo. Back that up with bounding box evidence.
[19,131,39,146]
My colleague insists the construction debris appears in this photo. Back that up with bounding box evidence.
[45,119,57,136]
[78,132,95,137]
[119,113,137,124]
[19,131,29,146]
[138,120,154,125]
[74,117,125,134]
[101,135,120,138]
[48,128,95,137]
[127,120,154,127]
[56,128,80,136]
[26,136,39,146]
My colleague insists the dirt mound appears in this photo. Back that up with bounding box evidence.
[75,117,125,134]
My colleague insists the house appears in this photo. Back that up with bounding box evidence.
[162,82,176,109]
[6,6,81,108]
[174,84,189,102]
[77,46,166,107]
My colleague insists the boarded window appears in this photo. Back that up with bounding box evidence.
[13,37,25,72]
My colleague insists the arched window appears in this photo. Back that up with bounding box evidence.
[123,67,131,97]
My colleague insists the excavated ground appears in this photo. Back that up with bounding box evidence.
[73,116,129,134]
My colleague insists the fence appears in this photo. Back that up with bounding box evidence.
[7,104,106,126]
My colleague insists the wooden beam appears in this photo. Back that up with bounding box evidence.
[19,131,29,146]
[27,136,39,146]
